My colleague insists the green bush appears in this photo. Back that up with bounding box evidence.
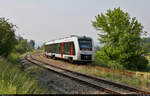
[0,18,17,57]
[7,52,20,64]
[94,51,108,67]
[107,61,124,70]
[95,51,124,70]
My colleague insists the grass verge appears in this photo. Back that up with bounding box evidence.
[0,53,50,94]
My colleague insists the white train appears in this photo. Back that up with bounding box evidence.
[44,35,94,63]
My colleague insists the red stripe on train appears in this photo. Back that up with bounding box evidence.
[71,43,73,56]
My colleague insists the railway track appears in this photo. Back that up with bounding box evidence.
[25,54,150,94]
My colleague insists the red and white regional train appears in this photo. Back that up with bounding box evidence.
[44,35,94,63]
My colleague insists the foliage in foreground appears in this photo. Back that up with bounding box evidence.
[92,7,148,70]
[0,18,17,57]
[0,17,49,94]
[0,17,35,57]
[0,56,50,94]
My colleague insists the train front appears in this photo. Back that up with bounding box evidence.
[77,36,94,62]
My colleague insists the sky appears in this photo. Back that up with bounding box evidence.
[0,0,150,47]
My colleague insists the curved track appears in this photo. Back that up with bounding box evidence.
[25,54,150,94]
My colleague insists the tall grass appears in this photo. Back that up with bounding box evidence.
[67,63,150,90]
[0,55,50,94]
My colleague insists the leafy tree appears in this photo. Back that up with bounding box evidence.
[0,18,17,57]
[92,7,148,70]
[27,40,35,51]
[29,40,35,49]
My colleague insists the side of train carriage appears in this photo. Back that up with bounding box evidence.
[44,35,94,63]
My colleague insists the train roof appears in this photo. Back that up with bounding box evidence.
[45,35,92,45]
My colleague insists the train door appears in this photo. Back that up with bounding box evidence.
[61,42,64,58]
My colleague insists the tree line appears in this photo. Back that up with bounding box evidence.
[0,17,35,57]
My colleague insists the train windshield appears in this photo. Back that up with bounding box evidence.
[78,39,92,51]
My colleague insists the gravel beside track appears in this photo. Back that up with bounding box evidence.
[38,69,105,94]
[21,58,60,94]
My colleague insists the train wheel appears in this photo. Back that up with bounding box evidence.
[50,56,53,59]
[69,57,74,64]
[53,56,56,60]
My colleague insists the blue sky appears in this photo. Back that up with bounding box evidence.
[0,0,150,46]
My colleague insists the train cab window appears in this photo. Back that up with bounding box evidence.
[78,39,92,51]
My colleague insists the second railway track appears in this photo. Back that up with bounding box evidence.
[25,54,150,94]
